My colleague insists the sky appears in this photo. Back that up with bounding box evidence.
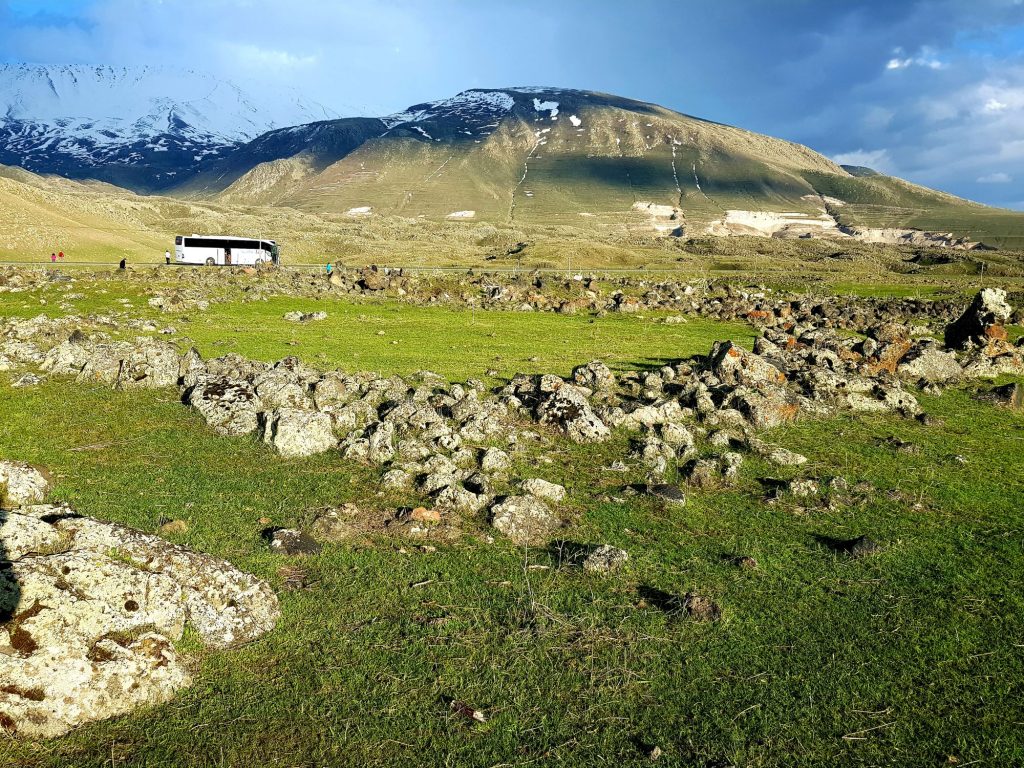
[2,0,1024,209]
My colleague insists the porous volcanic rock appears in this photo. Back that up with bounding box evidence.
[0,501,279,739]
[187,377,263,436]
[260,409,336,458]
[490,496,560,545]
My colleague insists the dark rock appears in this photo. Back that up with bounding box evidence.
[815,534,880,557]
[944,288,1012,350]
[266,528,322,556]
[647,483,687,507]
[978,382,1023,409]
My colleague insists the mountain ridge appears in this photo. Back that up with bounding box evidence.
[0,64,341,190]
[1,74,1022,247]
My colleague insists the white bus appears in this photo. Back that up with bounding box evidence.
[173,235,279,266]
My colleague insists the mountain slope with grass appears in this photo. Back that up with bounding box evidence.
[184,87,1024,248]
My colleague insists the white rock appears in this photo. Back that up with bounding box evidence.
[261,408,336,458]
[0,461,49,507]
[0,503,279,739]
[520,478,566,503]
[490,496,559,545]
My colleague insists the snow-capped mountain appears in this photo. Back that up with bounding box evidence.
[0,64,342,190]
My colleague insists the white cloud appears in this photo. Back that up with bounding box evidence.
[886,47,944,71]
[229,44,318,70]
[984,97,1008,113]
[977,171,1012,183]
[832,148,891,172]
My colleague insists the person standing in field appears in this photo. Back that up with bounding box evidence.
[58,251,64,261]
[50,252,56,263]
[119,257,126,271]
[325,262,333,276]
[165,249,171,265]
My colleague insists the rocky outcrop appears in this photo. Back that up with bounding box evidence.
[0,467,279,739]
[944,288,1012,350]
[1,282,1021,555]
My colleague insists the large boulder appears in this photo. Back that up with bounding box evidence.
[709,341,786,388]
[490,496,560,545]
[536,386,610,443]
[261,408,336,458]
[945,289,1013,350]
[188,378,263,436]
[0,503,279,739]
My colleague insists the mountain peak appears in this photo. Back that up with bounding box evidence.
[0,63,342,189]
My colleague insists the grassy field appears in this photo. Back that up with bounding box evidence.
[176,297,754,381]
[0,362,1022,766]
[2,273,1024,765]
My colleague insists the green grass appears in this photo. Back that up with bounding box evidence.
[175,296,753,381]
[827,282,949,299]
[1,374,1023,767]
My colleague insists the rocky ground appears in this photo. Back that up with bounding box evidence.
[1,265,1022,743]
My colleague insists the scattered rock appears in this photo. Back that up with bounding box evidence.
[490,496,559,545]
[409,506,442,524]
[709,340,786,388]
[787,478,820,498]
[521,478,566,503]
[582,545,629,573]
[10,372,42,387]
[0,461,49,507]
[750,440,807,466]
[897,344,962,383]
[572,360,616,392]
[261,409,336,458]
[537,386,611,443]
[647,483,687,507]
[267,528,322,555]
[480,447,511,474]
[187,378,262,437]
[283,310,328,323]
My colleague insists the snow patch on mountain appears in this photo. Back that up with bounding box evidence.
[383,89,516,129]
[533,99,560,119]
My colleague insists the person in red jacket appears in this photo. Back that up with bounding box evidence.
[58,251,64,260]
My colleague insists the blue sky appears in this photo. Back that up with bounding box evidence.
[2,0,1024,209]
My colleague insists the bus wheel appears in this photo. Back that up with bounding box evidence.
[205,257,215,266]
